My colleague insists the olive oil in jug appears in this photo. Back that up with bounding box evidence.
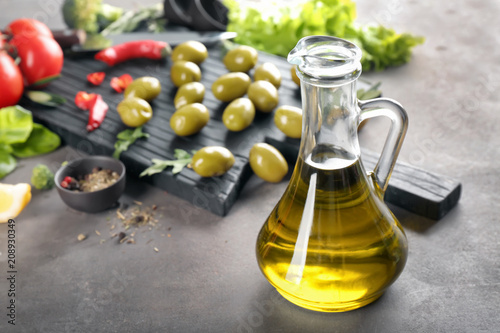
[256,36,409,312]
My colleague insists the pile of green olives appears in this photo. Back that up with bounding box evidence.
[165,42,304,180]
[117,76,161,127]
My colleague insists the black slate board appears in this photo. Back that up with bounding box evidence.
[266,137,462,220]
[23,43,460,218]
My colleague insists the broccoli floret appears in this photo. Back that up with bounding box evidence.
[31,164,55,190]
[62,0,123,34]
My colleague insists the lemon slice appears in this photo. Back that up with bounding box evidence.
[0,183,32,223]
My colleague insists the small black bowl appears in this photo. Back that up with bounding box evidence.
[54,156,126,213]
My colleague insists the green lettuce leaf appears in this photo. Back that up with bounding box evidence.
[11,123,61,158]
[0,151,17,179]
[224,0,424,71]
[0,106,33,145]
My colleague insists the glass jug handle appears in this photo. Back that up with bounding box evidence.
[358,98,409,192]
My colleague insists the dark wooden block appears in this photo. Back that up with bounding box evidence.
[266,137,462,220]
[24,41,459,218]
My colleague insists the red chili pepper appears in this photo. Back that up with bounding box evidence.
[110,73,133,93]
[94,40,172,66]
[74,91,95,110]
[86,94,108,132]
[74,91,108,132]
[87,71,105,85]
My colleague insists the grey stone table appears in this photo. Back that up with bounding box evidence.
[1,1,499,332]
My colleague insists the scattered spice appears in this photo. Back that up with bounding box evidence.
[95,230,101,236]
[154,247,159,253]
[118,231,127,242]
[117,209,126,220]
[103,203,162,246]
[77,233,87,241]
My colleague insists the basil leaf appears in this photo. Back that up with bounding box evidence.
[140,152,193,177]
[11,123,61,158]
[0,151,17,179]
[0,106,33,145]
[113,126,149,159]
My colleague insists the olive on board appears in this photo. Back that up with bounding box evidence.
[222,98,255,132]
[124,76,161,101]
[254,62,282,89]
[247,81,279,113]
[170,60,202,87]
[171,41,208,65]
[291,65,300,86]
[223,45,258,72]
[174,82,205,109]
[170,103,210,136]
[117,97,153,127]
[274,105,302,139]
[191,146,235,177]
[212,72,251,102]
[249,143,288,183]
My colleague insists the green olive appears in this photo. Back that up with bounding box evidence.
[249,143,288,183]
[291,65,300,86]
[212,72,251,102]
[117,97,153,127]
[274,105,302,139]
[171,41,208,65]
[174,82,205,109]
[223,45,258,72]
[254,62,282,89]
[170,60,201,87]
[247,81,279,113]
[192,146,235,177]
[222,98,255,132]
[170,103,210,136]
[124,77,161,101]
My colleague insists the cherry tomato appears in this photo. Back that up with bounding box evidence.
[9,34,63,87]
[6,18,53,39]
[0,51,24,108]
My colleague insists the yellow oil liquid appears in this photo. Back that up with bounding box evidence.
[256,147,407,312]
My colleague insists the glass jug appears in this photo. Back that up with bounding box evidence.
[256,36,409,312]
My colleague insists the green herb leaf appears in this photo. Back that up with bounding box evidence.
[0,151,17,179]
[113,126,150,159]
[25,91,67,107]
[0,106,33,145]
[140,150,194,177]
[10,123,61,158]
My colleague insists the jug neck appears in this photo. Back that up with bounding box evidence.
[289,36,363,169]
[298,78,360,169]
